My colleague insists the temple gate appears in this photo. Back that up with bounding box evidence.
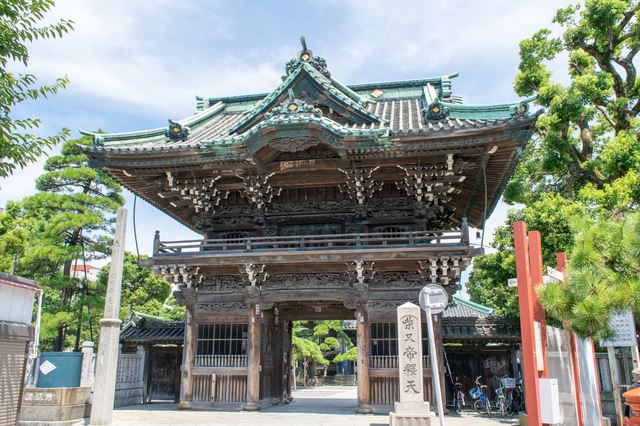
[85,38,537,413]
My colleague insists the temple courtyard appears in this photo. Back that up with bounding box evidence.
[86,386,518,425]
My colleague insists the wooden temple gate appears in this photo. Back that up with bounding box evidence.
[85,39,536,412]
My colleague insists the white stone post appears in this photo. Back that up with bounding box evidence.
[90,208,127,425]
[81,341,95,388]
[390,302,434,426]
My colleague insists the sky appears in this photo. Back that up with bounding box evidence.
[2,0,572,282]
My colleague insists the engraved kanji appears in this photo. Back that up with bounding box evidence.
[405,379,419,393]
[403,363,418,377]
[403,346,417,361]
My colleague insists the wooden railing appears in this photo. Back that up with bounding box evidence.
[192,372,247,404]
[154,229,468,256]
[370,375,434,406]
[194,355,247,368]
[370,355,430,369]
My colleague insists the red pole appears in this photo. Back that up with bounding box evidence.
[513,221,542,426]
[528,231,549,377]
[557,252,587,426]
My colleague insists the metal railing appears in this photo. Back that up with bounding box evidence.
[153,229,468,256]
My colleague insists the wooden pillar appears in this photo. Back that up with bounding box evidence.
[356,303,372,414]
[244,303,261,410]
[178,304,196,409]
[272,312,284,404]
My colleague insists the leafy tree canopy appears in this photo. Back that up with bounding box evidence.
[0,0,73,179]
[507,0,640,214]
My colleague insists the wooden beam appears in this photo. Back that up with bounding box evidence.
[244,303,261,410]
[177,305,196,409]
[356,303,372,414]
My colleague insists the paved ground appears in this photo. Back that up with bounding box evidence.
[93,386,519,426]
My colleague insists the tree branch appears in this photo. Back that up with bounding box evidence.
[596,105,617,129]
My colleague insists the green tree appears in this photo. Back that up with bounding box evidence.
[467,194,585,317]
[507,0,640,214]
[97,253,185,322]
[292,320,355,385]
[0,0,73,179]
[6,135,123,350]
[539,211,640,338]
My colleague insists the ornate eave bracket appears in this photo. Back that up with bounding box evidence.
[237,173,282,210]
[418,256,470,287]
[346,260,375,301]
[338,167,382,205]
[396,154,466,206]
[240,263,268,287]
[154,264,204,289]
[164,172,229,214]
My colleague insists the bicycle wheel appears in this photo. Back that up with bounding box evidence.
[473,399,483,414]
[497,399,507,416]
[455,395,463,413]
[486,400,492,417]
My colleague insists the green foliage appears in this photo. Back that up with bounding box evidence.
[97,253,184,321]
[0,135,123,350]
[508,0,640,213]
[0,0,73,178]
[467,194,585,317]
[539,211,640,338]
[333,346,357,363]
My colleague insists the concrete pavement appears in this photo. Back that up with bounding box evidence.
[87,386,519,426]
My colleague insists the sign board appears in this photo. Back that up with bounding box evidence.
[534,321,544,371]
[601,310,638,347]
[418,284,448,315]
[543,275,561,284]
[539,378,561,424]
[397,303,425,403]
[508,278,518,288]
[546,266,565,283]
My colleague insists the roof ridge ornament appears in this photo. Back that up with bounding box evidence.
[264,92,323,119]
[283,36,331,80]
[166,119,190,141]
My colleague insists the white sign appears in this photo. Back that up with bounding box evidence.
[543,275,561,284]
[397,302,424,403]
[508,278,518,288]
[534,321,544,371]
[539,378,561,424]
[39,360,57,375]
[547,266,565,283]
[418,284,448,315]
[601,310,638,347]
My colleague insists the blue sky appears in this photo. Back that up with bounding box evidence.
[2,0,571,267]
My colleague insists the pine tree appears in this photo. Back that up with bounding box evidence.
[10,135,123,350]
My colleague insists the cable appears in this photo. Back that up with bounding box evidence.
[133,195,140,261]
[480,163,488,249]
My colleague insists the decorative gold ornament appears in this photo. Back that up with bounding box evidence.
[287,103,298,111]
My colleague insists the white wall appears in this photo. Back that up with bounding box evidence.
[0,284,35,324]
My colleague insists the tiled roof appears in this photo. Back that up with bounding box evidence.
[442,294,495,319]
[82,46,534,154]
[120,320,184,342]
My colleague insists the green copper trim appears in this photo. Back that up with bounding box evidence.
[452,294,495,314]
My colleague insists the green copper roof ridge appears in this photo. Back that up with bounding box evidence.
[204,113,388,146]
[228,64,384,135]
[452,294,495,314]
[81,102,227,145]
[206,75,462,106]
[441,95,536,110]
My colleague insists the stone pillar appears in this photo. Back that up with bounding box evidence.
[356,303,372,414]
[389,302,434,426]
[178,305,196,409]
[80,341,95,388]
[244,303,261,410]
[90,208,127,426]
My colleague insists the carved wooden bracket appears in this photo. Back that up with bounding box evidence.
[396,154,466,206]
[346,260,376,287]
[236,173,282,210]
[154,264,204,288]
[337,167,382,205]
[164,172,229,214]
[417,256,470,287]
[173,289,196,306]
[240,263,268,287]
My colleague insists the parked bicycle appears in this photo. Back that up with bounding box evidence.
[508,379,526,414]
[469,376,491,416]
[452,376,465,414]
[494,379,508,416]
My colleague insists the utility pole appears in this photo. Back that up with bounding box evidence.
[90,208,127,425]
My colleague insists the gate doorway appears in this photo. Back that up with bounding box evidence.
[147,347,182,402]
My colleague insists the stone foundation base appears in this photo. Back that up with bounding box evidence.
[389,401,435,426]
[20,387,91,426]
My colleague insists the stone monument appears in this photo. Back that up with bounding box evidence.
[389,302,435,426]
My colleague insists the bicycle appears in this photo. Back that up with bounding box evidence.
[508,380,525,414]
[494,381,507,416]
[469,376,491,416]
[452,376,465,414]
